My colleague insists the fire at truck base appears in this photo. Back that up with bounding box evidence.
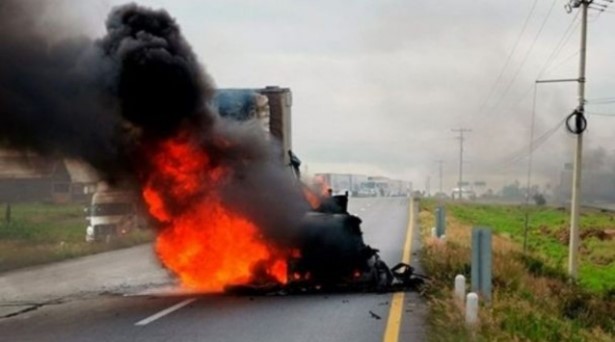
[224,194,427,296]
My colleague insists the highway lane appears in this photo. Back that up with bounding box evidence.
[0,197,426,342]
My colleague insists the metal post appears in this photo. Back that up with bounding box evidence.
[436,205,446,238]
[471,227,492,302]
[569,0,589,280]
[480,229,492,302]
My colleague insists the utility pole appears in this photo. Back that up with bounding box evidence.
[436,160,444,193]
[452,128,472,200]
[567,0,591,280]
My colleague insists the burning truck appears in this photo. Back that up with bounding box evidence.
[0,2,423,294]
[208,88,422,293]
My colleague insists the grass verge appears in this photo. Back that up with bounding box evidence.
[0,202,153,273]
[419,200,615,341]
[447,202,615,292]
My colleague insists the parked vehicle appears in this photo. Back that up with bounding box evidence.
[85,186,144,242]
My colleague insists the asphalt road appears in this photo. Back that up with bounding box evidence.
[0,197,426,342]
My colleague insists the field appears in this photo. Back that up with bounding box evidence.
[419,199,615,341]
[0,203,153,273]
[447,202,615,292]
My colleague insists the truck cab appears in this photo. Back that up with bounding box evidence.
[85,188,141,242]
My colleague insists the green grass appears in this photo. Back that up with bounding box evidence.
[446,202,615,292]
[418,199,615,341]
[0,203,153,273]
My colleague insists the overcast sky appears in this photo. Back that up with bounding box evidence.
[45,0,615,191]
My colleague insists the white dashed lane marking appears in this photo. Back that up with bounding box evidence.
[135,298,197,326]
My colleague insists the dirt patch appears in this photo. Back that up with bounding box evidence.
[539,225,569,244]
[589,254,615,266]
[541,226,614,245]
[582,228,613,241]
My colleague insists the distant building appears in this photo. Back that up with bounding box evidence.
[0,149,98,203]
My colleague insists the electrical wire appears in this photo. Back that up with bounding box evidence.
[586,97,615,103]
[492,11,581,116]
[541,50,580,76]
[588,96,615,101]
[492,117,565,170]
[485,0,559,114]
[586,111,615,116]
[476,0,540,115]
[537,10,581,78]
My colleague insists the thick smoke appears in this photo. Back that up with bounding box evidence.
[0,1,122,176]
[0,2,370,284]
[0,1,308,240]
[0,2,214,178]
[98,4,215,137]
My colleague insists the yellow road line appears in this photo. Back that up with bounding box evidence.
[383,199,415,342]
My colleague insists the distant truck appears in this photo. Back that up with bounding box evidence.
[85,184,144,242]
[451,187,476,200]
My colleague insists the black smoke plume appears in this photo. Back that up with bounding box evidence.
[0,2,213,178]
[0,1,309,241]
[0,2,374,286]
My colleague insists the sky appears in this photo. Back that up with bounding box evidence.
[43,0,615,192]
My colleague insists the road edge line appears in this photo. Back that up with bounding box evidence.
[383,198,415,342]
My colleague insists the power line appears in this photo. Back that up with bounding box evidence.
[492,118,565,170]
[588,101,615,105]
[538,10,581,78]
[476,0,540,115]
[586,111,615,116]
[587,97,615,104]
[486,0,559,114]
[542,49,580,75]
[490,11,581,117]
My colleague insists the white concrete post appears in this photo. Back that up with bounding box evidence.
[454,274,466,304]
[465,292,479,326]
[431,227,437,238]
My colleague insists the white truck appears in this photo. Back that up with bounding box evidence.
[85,184,143,242]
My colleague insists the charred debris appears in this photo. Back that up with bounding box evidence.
[226,193,427,296]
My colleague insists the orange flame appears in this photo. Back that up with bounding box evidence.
[313,175,331,197]
[303,186,320,209]
[143,137,287,292]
